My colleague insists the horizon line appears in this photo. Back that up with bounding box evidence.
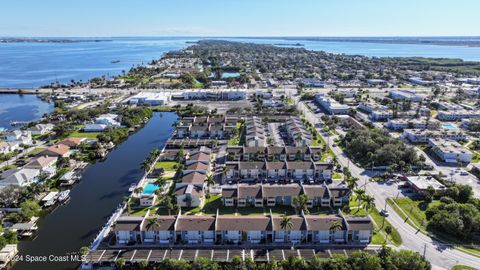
[2,35,480,39]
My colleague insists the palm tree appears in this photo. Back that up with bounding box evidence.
[362,195,375,213]
[123,196,131,214]
[280,214,293,243]
[345,176,358,190]
[204,174,215,195]
[222,165,230,180]
[329,220,343,237]
[292,194,310,214]
[140,160,151,173]
[134,187,144,195]
[145,218,158,231]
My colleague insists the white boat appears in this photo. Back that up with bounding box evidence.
[57,190,70,203]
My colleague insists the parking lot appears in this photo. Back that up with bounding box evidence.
[85,248,380,264]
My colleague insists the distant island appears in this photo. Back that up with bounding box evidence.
[0,38,111,43]
[274,43,304,46]
[278,37,480,47]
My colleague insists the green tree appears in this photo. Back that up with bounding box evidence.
[292,194,310,214]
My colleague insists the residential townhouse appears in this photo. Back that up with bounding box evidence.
[385,118,439,131]
[226,146,323,162]
[224,160,333,183]
[222,183,348,208]
[284,118,312,146]
[437,110,480,121]
[245,117,267,147]
[402,129,467,143]
[112,212,373,246]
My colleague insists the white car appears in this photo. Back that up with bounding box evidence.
[380,209,389,217]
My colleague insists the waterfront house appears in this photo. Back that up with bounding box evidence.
[27,123,54,135]
[5,130,32,145]
[24,156,57,177]
[113,216,143,244]
[59,137,86,148]
[0,244,18,268]
[41,144,70,157]
[176,215,216,244]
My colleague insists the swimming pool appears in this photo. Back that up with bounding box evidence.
[143,183,159,195]
[442,123,458,130]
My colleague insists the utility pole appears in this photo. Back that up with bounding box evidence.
[423,243,427,258]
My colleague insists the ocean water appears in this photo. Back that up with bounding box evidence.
[1,36,480,88]
[0,93,54,131]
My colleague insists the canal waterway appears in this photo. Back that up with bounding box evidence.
[13,112,178,270]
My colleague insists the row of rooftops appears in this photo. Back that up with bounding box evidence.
[227,145,323,158]
[245,117,267,145]
[178,115,239,126]
[225,161,332,171]
[114,211,372,233]
[284,118,312,143]
[222,183,348,200]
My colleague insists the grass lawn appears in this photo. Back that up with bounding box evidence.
[451,265,477,270]
[332,172,343,180]
[130,207,153,217]
[154,161,179,172]
[27,147,47,157]
[369,207,402,246]
[371,229,386,245]
[348,196,367,217]
[0,164,17,172]
[389,197,440,231]
[69,131,102,139]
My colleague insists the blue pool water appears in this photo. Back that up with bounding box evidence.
[221,72,240,78]
[442,123,458,129]
[143,183,160,195]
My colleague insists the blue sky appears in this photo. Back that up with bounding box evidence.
[1,0,479,37]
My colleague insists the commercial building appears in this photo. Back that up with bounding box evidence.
[315,94,350,115]
[389,89,425,102]
[128,92,169,106]
[428,138,472,164]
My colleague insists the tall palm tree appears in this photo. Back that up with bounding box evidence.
[292,194,310,214]
[123,196,131,214]
[140,160,151,173]
[222,165,230,180]
[280,214,293,243]
[362,195,375,213]
[204,174,215,195]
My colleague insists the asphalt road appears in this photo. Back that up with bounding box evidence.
[296,98,480,269]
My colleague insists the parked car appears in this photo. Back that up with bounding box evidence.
[380,209,389,217]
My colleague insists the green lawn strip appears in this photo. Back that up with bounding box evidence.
[0,164,17,172]
[68,131,102,139]
[451,265,477,270]
[27,147,47,156]
[154,161,179,172]
[371,229,387,245]
[388,198,440,232]
[369,207,402,246]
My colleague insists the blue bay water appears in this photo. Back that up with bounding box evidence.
[1,37,480,89]
[0,94,54,131]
